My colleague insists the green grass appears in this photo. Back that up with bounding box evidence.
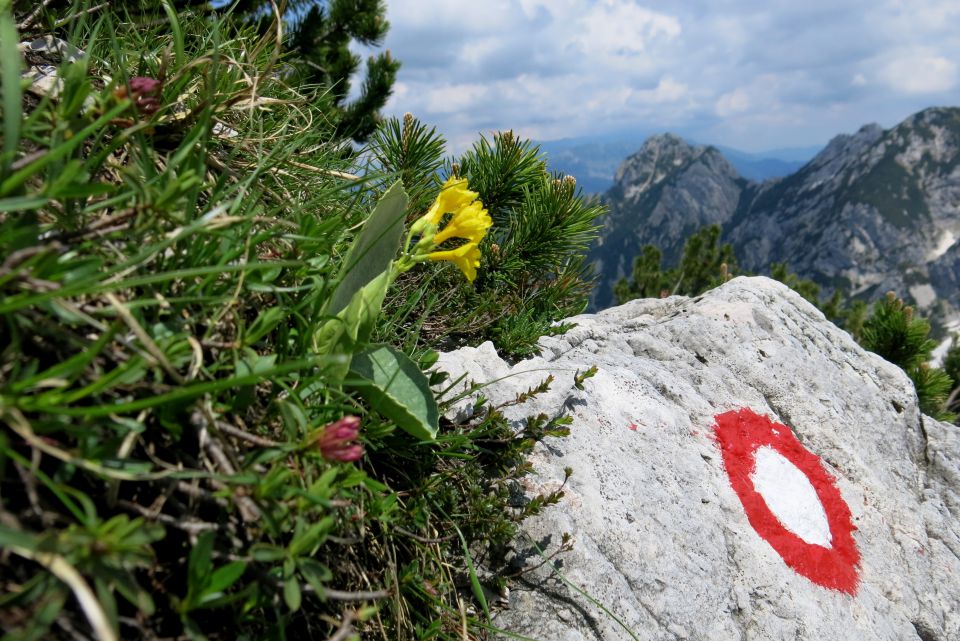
[0,3,603,639]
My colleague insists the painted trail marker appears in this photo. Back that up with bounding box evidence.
[713,408,860,594]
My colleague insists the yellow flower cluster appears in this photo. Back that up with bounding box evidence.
[411,176,492,282]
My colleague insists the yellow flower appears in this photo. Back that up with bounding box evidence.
[427,242,482,282]
[424,176,479,225]
[432,200,492,245]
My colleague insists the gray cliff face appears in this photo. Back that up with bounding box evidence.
[589,134,746,308]
[437,277,960,641]
[593,108,960,329]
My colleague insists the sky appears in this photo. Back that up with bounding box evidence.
[356,0,960,153]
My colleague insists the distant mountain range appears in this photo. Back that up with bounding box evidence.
[539,135,821,193]
[587,107,960,334]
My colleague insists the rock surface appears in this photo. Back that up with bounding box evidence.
[437,277,960,641]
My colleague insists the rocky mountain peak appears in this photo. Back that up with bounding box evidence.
[590,107,960,329]
[614,133,739,206]
[613,133,739,198]
[807,123,884,173]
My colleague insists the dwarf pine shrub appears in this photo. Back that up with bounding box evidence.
[860,293,955,420]
[0,2,602,639]
[370,119,605,358]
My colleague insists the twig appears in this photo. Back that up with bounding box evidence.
[9,148,46,172]
[43,208,139,242]
[215,420,281,448]
[192,410,261,522]
[53,2,109,28]
[0,242,62,277]
[945,385,960,412]
[175,481,226,504]
[319,587,391,602]
[324,610,356,641]
[283,158,359,180]
[55,613,91,641]
[14,460,45,523]
[17,0,55,31]
[116,499,219,534]
[392,526,453,544]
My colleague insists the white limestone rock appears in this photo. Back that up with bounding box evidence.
[436,276,960,641]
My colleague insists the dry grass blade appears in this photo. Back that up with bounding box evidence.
[8,545,117,641]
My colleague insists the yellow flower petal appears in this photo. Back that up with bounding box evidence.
[424,176,479,225]
[427,242,482,282]
[432,201,492,245]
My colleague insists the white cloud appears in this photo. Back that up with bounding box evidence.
[573,2,681,61]
[369,0,960,152]
[880,52,957,94]
[715,88,751,117]
[636,77,688,104]
[425,83,489,114]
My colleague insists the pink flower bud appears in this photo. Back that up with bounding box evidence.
[317,415,363,462]
[129,76,161,96]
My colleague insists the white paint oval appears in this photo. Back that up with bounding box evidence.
[750,446,833,548]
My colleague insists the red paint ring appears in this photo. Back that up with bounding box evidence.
[713,408,860,594]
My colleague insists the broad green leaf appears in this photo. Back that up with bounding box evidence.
[348,344,439,441]
[100,566,156,616]
[315,270,391,355]
[314,269,392,384]
[326,181,408,316]
[234,350,278,377]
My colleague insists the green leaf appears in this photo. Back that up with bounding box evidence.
[288,516,335,556]
[297,558,332,598]
[452,521,490,622]
[0,196,49,212]
[160,0,185,68]
[0,101,130,197]
[234,350,278,377]
[348,344,439,441]
[314,269,392,384]
[283,560,301,611]
[244,307,286,345]
[326,181,408,315]
[204,561,246,597]
[188,531,214,591]
[315,270,392,355]
[0,2,21,178]
[0,523,39,551]
[250,543,286,563]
